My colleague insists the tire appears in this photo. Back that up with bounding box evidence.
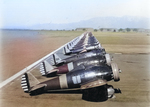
[111,63,120,82]
[82,85,108,102]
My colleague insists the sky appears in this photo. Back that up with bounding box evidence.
[0,0,150,28]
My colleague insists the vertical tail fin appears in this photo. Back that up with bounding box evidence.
[53,54,63,65]
[40,61,54,76]
[21,73,30,93]
[21,73,45,95]
[63,46,71,55]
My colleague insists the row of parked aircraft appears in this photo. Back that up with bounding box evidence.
[21,32,121,101]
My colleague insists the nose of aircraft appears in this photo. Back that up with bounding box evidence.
[111,63,120,82]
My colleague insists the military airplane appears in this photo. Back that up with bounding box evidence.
[21,32,121,102]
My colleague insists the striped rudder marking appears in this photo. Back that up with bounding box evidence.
[40,62,46,76]
[21,73,30,93]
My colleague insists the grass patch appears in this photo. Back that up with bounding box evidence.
[93,32,150,45]
[38,31,150,45]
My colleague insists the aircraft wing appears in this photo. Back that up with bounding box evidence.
[81,79,107,89]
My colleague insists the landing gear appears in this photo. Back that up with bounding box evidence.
[111,63,120,81]
[82,85,108,102]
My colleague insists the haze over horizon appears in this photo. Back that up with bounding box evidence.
[0,0,150,29]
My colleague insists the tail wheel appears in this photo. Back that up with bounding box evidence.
[111,63,120,82]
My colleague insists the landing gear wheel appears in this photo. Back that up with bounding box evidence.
[111,63,120,82]
[82,85,108,102]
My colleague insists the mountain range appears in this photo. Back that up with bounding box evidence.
[4,16,150,30]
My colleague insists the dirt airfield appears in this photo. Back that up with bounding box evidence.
[0,30,150,107]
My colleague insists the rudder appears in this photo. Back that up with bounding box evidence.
[21,73,30,93]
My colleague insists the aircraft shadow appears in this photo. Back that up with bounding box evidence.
[46,90,82,94]
[30,86,121,102]
[30,89,109,102]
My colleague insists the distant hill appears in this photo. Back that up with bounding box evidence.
[3,16,150,30]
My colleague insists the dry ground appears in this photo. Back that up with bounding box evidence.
[0,30,150,107]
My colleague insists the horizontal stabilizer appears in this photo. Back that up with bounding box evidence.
[30,84,46,92]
